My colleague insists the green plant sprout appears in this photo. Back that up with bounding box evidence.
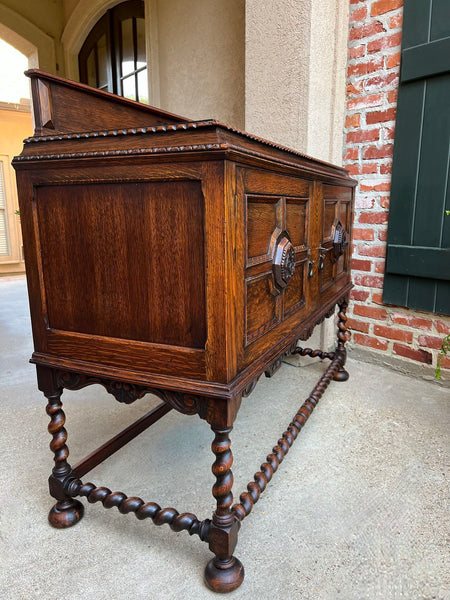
[435,334,450,379]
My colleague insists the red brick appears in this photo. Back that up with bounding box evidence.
[350,22,385,42]
[348,94,383,111]
[365,73,399,92]
[384,126,396,140]
[366,108,397,124]
[374,324,412,342]
[363,144,394,159]
[368,32,402,54]
[418,335,444,350]
[349,45,365,60]
[344,148,359,161]
[353,274,384,288]
[347,82,364,96]
[360,182,391,192]
[357,244,386,257]
[390,13,403,28]
[362,163,378,174]
[358,211,389,224]
[386,51,401,68]
[353,333,389,351]
[439,356,450,370]
[350,289,370,301]
[436,320,450,335]
[347,129,380,143]
[345,113,361,128]
[378,229,388,241]
[387,89,398,104]
[353,304,388,320]
[353,228,375,241]
[347,318,370,333]
[350,6,368,22]
[350,0,365,4]
[352,258,372,271]
[346,164,361,176]
[374,261,385,273]
[380,163,392,175]
[393,343,432,364]
[348,57,383,78]
[355,196,375,208]
[371,0,403,18]
[372,292,384,304]
[391,313,432,330]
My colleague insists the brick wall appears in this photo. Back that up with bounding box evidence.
[344,0,450,378]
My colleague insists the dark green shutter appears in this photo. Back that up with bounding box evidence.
[383,0,450,315]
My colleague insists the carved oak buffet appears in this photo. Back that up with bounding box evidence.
[14,70,355,593]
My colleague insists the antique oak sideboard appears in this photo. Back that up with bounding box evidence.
[14,70,355,593]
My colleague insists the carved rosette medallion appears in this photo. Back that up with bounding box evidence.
[331,220,348,262]
[272,234,296,291]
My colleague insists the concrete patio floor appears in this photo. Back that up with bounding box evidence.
[0,276,449,600]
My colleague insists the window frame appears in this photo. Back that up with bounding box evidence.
[78,0,147,102]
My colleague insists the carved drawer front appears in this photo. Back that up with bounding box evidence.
[245,189,310,346]
[320,184,352,294]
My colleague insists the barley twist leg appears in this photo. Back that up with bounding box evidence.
[45,388,84,528]
[204,426,244,593]
[334,299,350,382]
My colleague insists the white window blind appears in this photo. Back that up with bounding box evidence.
[0,162,10,256]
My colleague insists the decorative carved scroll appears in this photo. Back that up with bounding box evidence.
[56,371,203,417]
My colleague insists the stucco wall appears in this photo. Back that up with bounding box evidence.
[245,0,349,164]
[156,0,245,127]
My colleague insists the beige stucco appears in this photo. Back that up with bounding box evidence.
[156,0,245,127]
[246,0,349,164]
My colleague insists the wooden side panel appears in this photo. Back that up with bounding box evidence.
[35,180,206,349]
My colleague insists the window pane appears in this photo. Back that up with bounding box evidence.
[137,68,148,104]
[86,49,97,87]
[122,74,136,101]
[121,18,134,76]
[136,18,146,69]
[97,34,109,89]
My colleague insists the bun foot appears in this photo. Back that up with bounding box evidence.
[48,499,84,529]
[333,367,349,382]
[204,556,244,593]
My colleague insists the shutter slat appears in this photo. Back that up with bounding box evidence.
[386,245,450,280]
[401,37,450,83]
